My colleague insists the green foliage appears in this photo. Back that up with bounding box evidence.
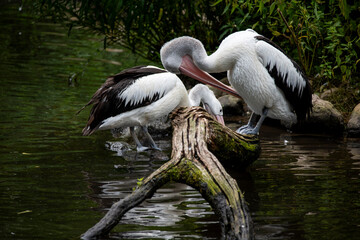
[132,177,144,191]
[31,0,232,61]
[137,177,144,187]
[218,1,359,84]
[216,0,360,112]
[29,0,360,111]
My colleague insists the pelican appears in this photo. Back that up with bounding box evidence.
[78,65,224,151]
[160,29,312,135]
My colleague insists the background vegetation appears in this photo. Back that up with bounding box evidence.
[28,0,360,114]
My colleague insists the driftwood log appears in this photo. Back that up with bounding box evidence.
[82,107,261,239]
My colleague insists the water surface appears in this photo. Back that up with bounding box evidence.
[0,2,359,240]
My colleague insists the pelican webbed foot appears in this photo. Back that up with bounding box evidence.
[237,126,259,135]
[236,108,268,135]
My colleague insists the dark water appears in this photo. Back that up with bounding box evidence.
[1,2,359,240]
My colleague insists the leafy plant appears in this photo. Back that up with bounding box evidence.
[217,0,359,82]
[137,177,144,187]
[30,0,232,60]
[132,177,144,191]
[28,0,360,112]
[216,0,360,112]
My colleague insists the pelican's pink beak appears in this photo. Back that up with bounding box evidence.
[203,102,226,126]
[215,115,225,126]
[179,55,242,99]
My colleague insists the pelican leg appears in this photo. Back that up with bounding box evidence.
[236,112,259,133]
[238,108,268,135]
[141,126,161,151]
[130,127,149,152]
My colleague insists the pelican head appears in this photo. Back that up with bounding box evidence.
[160,36,207,74]
[160,36,241,98]
[188,84,225,125]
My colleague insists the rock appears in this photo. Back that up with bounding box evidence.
[218,95,246,116]
[300,94,344,133]
[209,86,228,98]
[347,103,360,137]
[111,117,172,138]
[147,117,172,135]
[320,87,339,100]
[208,77,232,98]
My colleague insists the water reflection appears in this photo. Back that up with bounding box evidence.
[1,2,360,240]
[244,126,360,239]
[348,141,360,172]
[86,139,220,239]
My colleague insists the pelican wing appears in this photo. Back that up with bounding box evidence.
[255,35,312,120]
[81,66,168,135]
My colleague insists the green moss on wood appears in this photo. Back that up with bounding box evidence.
[208,121,261,168]
[166,158,221,196]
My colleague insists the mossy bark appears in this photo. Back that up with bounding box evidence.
[82,107,260,240]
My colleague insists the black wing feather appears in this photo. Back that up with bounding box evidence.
[79,66,167,135]
[255,35,312,121]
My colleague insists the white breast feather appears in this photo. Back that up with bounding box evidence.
[119,72,178,107]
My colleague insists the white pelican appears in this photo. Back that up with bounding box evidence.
[78,65,224,151]
[160,29,312,135]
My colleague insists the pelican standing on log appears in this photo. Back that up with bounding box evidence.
[78,66,224,151]
[160,29,312,135]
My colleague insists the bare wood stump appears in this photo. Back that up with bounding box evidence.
[82,107,260,239]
